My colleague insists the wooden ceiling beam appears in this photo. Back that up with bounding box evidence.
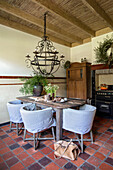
[0,1,82,43]
[32,0,95,37]
[82,0,113,29]
[0,16,71,47]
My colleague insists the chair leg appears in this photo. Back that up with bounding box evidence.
[33,133,37,150]
[24,129,26,142]
[90,130,93,143]
[10,121,12,131]
[75,133,81,145]
[16,123,19,136]
[81,134,83,153]
[52,127,55,140]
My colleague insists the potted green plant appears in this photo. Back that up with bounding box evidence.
[19,74,48,96]
[44,83,59,100]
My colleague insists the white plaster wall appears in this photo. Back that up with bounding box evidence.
[0,24,70,77]
[0,24,70,124]
[0,83,23,124]
[70,42,92,63]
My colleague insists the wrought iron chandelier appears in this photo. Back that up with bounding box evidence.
[25,12,65,76]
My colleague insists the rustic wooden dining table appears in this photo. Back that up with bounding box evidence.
[17,96,85,141]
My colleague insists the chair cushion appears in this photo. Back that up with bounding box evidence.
[23,104,42,111]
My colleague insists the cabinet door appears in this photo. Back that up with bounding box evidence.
[76,81,84,99]
[67,80,76,98]
[67,80,85,99]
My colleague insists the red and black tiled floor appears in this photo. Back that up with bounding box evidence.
[0,116,113,170]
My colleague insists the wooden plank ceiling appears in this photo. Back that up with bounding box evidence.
[0,0,113,47]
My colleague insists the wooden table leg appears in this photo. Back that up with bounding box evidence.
[56,108,63,141]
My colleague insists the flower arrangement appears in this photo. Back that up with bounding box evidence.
[44,83,59,97]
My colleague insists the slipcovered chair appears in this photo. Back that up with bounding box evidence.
[20,106,55,150]
[7,100,30,135]
[63,104,96,153]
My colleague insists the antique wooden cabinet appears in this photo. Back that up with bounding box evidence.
[66,62,91,100]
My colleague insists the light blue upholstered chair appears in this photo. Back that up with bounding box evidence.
[7,100,30,135]
[63,104,96,153]
[20,106,56,150]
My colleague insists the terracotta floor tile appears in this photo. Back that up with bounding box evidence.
[105,157,113,166]
[83,141,91,146]
[45,162,60,170]
[47,151,55,160]
[54,157,68,167]
[98,136,108,142]
[0,157,4,163]
[32,151,44,160]
[109,152,113,158]
[6,139,15,145]
[101,133,110,139]
[26,147,38,155]
[3,151,14,160]
[71,157,84,167]
[85,147,96,155]
[17,151,29,161]
[0,140,3,145]
[0,132,6,136]
[9,143,20,150]
[94,152,106,160]
[63,130,70,136]
[97,127,108,133]
[28,162,42,170]
[18,140,26,146]
[6,156,19,167]
[14,137,23,142]
[64,162,77,170]
[10,162,25,170]
[95,140,104,146]
[8,131,17,137]
[2,136,12,142]
[0,162,8,169]
[110,136,113,140]
[80,162,95,170]
[110,126,113,130]
[98,147,110,155]
[87,156,101,167]
[79,152,90,160]
[43,140,53,146]
[11,135,19,139]
[90,143,100,150]
[107,139,113,145]
[12,147,24,155]
[0,143,6,149]
[49,143,54,150]
[0,147,10,155]
[22,156,35,167]
[1,116,113,169]
[104,131,112,136]
[67,133,76,138]
[41,147,52,155]
[103,143,113,150]
[99,162,113,170]
[39,156,51,166]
